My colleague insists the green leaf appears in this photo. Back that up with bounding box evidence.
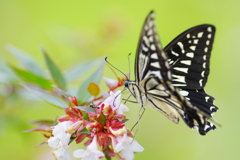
[9,65,52,90]
[6,44,43,77]
[23,84,68,109]
[99,112,106,126]
[0,59,18,83]
[74,106,96,113]
[65,58,103,82]
[77,59,105,104]
[51,85,72,98]
[41,47,67,90]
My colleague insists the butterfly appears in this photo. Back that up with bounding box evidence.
[124,11,218,135]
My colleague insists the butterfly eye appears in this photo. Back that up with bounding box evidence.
[124,81,129,87]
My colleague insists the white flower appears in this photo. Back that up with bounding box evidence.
[114,134,144,160]
[73,136,104,160]
[51,142,71,160]
[103,91,129,114]
[48,121,72,160]
[104,77,118,88]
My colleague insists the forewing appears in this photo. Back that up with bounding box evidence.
[164,25,215,89]
[135,11,171,84]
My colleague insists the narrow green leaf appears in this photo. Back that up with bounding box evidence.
[51,85,72,98]
[23,84,68,109]
[65,58,103,82]
[74,106,96,113]
[9,65,52,90]
[41,47,67,90]
[77,59,105,104]
[6,44,43,77]
[0,59,18,83]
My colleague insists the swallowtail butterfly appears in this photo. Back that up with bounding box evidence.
[124,11,218,135]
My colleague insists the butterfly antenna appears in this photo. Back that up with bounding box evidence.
[128,53,131,80]
[105,57,129,81]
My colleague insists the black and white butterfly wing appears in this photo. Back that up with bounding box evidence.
[126,11,217,135]
[128,11,181,124]
[165,25,215,89]
[164,25,218,126]
[135,11,171,84]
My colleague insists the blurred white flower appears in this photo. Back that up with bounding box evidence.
[114,133,144,160]
[73,136,104,160]
[51,141,71,160]
[48,121,72,160]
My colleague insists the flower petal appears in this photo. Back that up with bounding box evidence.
[73,149,86,158]
[130,139,144,152]
[121,149,134,160]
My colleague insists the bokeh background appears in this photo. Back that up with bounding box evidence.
[0,0,239,159]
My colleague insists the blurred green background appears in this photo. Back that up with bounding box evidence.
[0,0,239,159]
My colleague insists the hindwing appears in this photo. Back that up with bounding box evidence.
[164,25,218,120]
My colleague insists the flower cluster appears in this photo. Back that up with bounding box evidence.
[47,91,144,160]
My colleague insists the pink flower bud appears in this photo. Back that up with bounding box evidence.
[67,121,82,134]
[109,127,127,136]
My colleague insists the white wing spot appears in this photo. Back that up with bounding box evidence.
[167,71,171,80]
[193,39,199,44]
[204,47,208,52]
[151,61,160,68]
[144,24,149,31]
[143,36,150,46]
[186,52,194,58]
[190,46,196,51]
[171,50,179,56]
[192,36,196,38]
[207,27,212,32]
[199,79,203,86]
[174,67,188,73]
[201,71,205,77]
[173,83,187,87]
[172,74,185,83]
[203,55,206,60]
[188,40,192,44]
[208,34,212,39]
[205,96,210,102]
[203,62,206,68]
[181,60,191,65]
[151,53,158,59]
[149,21,154,28]
[147,29,153,36]
[186,34,190,38]
[168,60,174,65]
[142,44,148,52]
[177,42,185,53]
[149,36,153,42]
[210,106,216,112]
[206,40,210,45]
[179,90,189,96]
[150,44,156,51]
[197,32,204,38]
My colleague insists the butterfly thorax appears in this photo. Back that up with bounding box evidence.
[125,80,149,107]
